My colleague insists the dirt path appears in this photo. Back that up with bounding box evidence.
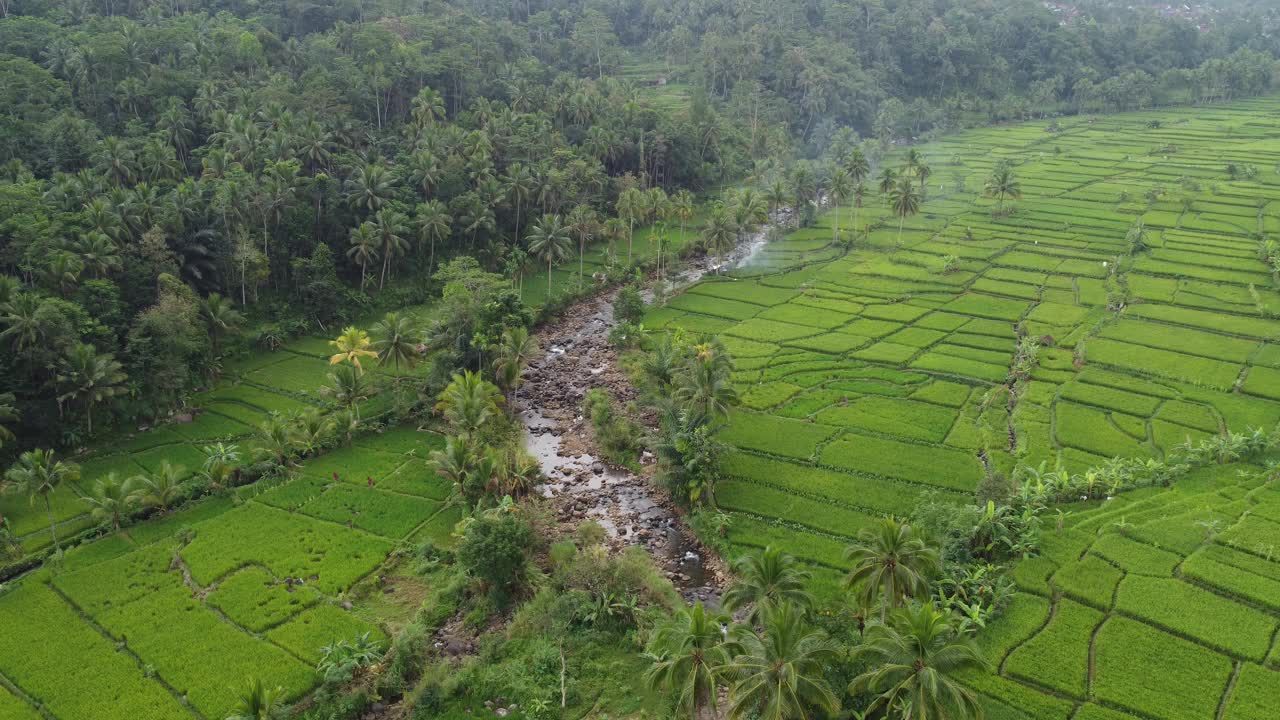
[516,215,785,603]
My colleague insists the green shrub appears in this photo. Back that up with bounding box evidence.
[457,513,535,606]
[582,389,643,466]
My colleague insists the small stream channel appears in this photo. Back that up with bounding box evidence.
[515,212,790,602]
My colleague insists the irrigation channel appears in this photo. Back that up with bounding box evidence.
[516,214,781,604]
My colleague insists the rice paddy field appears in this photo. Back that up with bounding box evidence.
[0,184,711,719]
[649,97,1280,719]
[0,336,457,720]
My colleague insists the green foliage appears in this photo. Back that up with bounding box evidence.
[456,512,535,606]
[582,389,642,467]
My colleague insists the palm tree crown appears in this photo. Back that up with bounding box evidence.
[722,546,814,625]
[983,163,1022,216]
[644,602,731,720]
[328,326,379,374]
[851,604,987,720]
[845,517,940,621]
[723,603,841,720]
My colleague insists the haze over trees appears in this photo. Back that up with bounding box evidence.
[1,1,1280,719]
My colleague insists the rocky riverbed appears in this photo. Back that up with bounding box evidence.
[515,215,786,604]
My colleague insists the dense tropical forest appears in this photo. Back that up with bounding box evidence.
[3,0,1280,719]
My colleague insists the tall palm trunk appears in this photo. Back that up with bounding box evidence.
[627,218,634,264]
[44,494,59,550]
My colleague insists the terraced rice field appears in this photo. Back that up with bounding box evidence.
[652,97,1280,718]
[0,339,455,719]
[968,465,1280,720]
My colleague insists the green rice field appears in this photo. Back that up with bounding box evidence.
[0,340,451,719]
[652,97,1280,719]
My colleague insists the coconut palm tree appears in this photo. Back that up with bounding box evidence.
[764,178,789,215]
[845,517,940,621]
[890,177,921,246]
[429,434,482,500]
[983,163,1022,216]
[56,343,126,435]
[526,214,573,298]
[411,87,446,129]
[722,546,813,625]
[904,148,922,175]
[345,162,393,214]
[491,326,539,409]
[85,473,140,532]
[851,182,867,238]
[290,408,334,456]
[851,604,987,720]
[322,364,372,419]
[328,326,378,374]
[504,163,536,244]
[73,232,122,279]
[370,312,420,370]
[673,189,696,241]
[1125,220,1149,255]
[700,204,737,270]
[675,340,738,426]
[915,161,932,198]
[413,199,451,274]
[254,413,299,466]
[435,371,502,438]
[878,167,898,200]
[644,602,731,720]
[136,462,185,512]
[845,147,870,185]
[227,677,285,720]
[790,166,817,225]
[566,204,598,287]
[201,293,244,356]
[3,449,80,549]
[723,603,841,720]
[827,168,852,243]
[346,223,379,292]
[200,443,241,490]
[0,392,16,448]
[373,208,409,289]
[616,187,646,264]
